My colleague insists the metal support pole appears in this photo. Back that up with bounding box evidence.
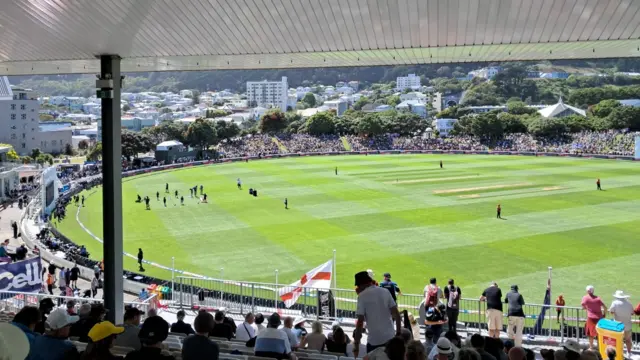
[179,276,184,309]
[240,283,244,315]
[220,268,224,308]
[275,269,279,310]
[189,278,194,308]
[100,55,123,324]
[548,267,552,337]
[171,257,175,300]
[251,284,255,314]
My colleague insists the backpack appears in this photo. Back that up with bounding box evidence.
[426,286,439,308]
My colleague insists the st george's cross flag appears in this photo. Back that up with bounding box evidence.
[279,260,333,308]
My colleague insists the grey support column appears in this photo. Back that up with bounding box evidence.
[99,55,123,323]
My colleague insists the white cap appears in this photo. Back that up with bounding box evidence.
[586,285,594,293]
[46,308,79,330]
[0,323,30,360]
[366,269,374,277]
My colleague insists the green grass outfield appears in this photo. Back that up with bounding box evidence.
[55,154,640,306]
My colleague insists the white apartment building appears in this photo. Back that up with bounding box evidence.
[246,76,288,112]
[0,77,40,154]
[396,74,421,91]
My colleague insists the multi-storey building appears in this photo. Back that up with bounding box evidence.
[396,74,421,91]
[246,77,288,112]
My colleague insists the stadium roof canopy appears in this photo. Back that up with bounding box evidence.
[2,0,640,75]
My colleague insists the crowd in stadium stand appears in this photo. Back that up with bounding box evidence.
[2,270,639,360]
[215,131,638,158]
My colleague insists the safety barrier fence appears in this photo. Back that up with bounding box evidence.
[0,290,157,319]
[168,276,640,349]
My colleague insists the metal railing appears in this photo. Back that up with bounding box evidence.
[171,276,640,349]
[0,290,157,319]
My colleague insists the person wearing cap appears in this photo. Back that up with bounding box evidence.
[181,311,219,360]
[81,321,125,360]
[581,285,606,350]
[427,330,460,360]
[504,285,525,347]
[608,290,634,356]
[379,273,402,303]
[124,316,174,360]
[114,307,144,350]
[11,306,40,357]
[434,337,453,360]
[353,270,402,356]
[31,308,80,360]
[0,322,31,360]
[254,313,295,360]
[71,303,107,343]
[170,310,194,336]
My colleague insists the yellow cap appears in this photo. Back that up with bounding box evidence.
[88,321,125,342]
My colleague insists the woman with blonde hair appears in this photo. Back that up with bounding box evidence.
[300,321,326,352]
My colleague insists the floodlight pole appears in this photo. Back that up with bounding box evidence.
[98,55,123,324]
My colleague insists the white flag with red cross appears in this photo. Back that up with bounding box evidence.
[278,260,333,308]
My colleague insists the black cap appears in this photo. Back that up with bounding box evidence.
[384,273,391,278]
[354,271,372,286]
[90,303,107,317]
[139,316,169,344]
[268,313,281,327]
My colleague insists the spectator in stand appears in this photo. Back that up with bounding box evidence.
[459,348,481,360]
[124,316,174,360]
[434,337,453,360]
[31,308,80,360]
[581,285,606,350]
[139,288,149,301]
[424,277,444,342]
[66,300,77,316]
[380,272,402,303]
[254,313,266,335]
[444,279,461,332]
[427,330,460,360]
[470,334,497,360]
[71,304,107,343]
[608,290,634,357]
[353,270,402,356]
[114,307,144,350]
[562,340,582,360]
[11,306,40,356]
[282,317,300,350]
[406,340,428,360]
[365,335,406,360]
[484,337,506,360]
[0,240,11,262]
[0,322,31,360]
[299,321,326,352]
[34,298,55,334]
[326,326,348,356]
[91,272,100,298]
[504,285,525,346]
[540,349,555,360]
[508,347,526,360]
[554,350,567,360]
[235,312,256,342]
[81,321,125,360]
[181,311,219,360]
[422,327,435,355]
[209,311,233,340]
[480,282,503,338]
[254,313,295,360]
[605,347,616,360]
[169,310,194,336]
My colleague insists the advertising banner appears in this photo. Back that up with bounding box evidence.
[0,257,43,292]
